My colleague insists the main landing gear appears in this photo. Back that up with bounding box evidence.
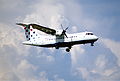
[55,46,59,49]
[55,45,72,52]
[66,46,72,52]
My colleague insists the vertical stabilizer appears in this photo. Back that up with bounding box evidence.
[16,23,43,45]
[16,23,32,41]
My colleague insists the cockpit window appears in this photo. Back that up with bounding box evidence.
[86,33,93,35]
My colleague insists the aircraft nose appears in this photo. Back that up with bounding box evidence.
[95,36,99,41]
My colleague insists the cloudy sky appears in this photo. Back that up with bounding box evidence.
[0,0,120,81]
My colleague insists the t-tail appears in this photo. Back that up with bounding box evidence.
[16,23,33,41]
[16,23,40,45]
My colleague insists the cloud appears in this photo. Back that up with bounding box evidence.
[95,55,108,69]
[36,52,55,63]
[38,71,49,81]
[0,0,22,10]
[0,23,30,55]
[93,54,117,76]
[0,23,36,81]
[53,74,65,81]
[101,38,120,66]
[70,38,120,81]
[0,22,54,81]
[1,0,120,81]
[70,45,85,68]
[73,54,120,81]
[14,59,38,81]
[76,67,89,79]
[23,0,65,29]
[0,0,68,80]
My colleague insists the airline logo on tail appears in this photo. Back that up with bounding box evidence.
[16,23,39,42]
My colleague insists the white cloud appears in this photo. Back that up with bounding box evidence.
[23,0,65,29]
[71,26,78,32]
[0,22,53,81]
[90,54,120,81]
[16,59,37,71]
[0,51,19,81]
[0,0,23,10]
[76,67,89,79]
[53,74,65,81]
[14,59,38,81]
[36,51,55,63]
[46,55,55,62]
[0,23,32,81]
[92,54,117,76]
[39,71,49,81]
[71,45,85,68]
[71,47,120,81]
[0,23,30,55]
[101,38,120,66]
[95,55,108,69]
[0,0,66,80]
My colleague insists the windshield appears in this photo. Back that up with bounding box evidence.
[86,33,93,35]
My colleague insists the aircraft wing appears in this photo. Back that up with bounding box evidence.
[30,24,56,35]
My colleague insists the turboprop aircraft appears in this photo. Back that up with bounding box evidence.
[16,23,98,52]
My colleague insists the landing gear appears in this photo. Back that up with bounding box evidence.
[66,46,72,52]
[66,48,70,52]
[91,42,94,46]
[55,46,59,49]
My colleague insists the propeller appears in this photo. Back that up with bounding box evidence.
[61,24,69,38]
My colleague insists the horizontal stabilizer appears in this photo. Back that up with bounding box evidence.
[16,23,28,27]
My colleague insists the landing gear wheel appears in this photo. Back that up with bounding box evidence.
[66,48,70,52]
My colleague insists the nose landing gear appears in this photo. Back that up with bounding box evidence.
[91,42,94,46]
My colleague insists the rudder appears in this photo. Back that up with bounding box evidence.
[16,23,32,41]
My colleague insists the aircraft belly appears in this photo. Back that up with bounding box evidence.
[39,39,97,48]
[23,38,97,48]
[58,39,98,47]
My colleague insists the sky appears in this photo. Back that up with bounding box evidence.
[0,0,120,81]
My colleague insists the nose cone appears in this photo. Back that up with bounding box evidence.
[94,35,99,41]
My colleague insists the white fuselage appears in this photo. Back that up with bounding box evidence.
[23,31,98,48]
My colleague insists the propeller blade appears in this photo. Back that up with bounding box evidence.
[64,33,68,38]
[65,27,69,31]
[60,24,69,38]
[61,24,64,30]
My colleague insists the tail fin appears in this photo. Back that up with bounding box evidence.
[16,23,32,41]
[17,23,41,44]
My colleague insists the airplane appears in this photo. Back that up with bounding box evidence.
[16,23,98,52]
